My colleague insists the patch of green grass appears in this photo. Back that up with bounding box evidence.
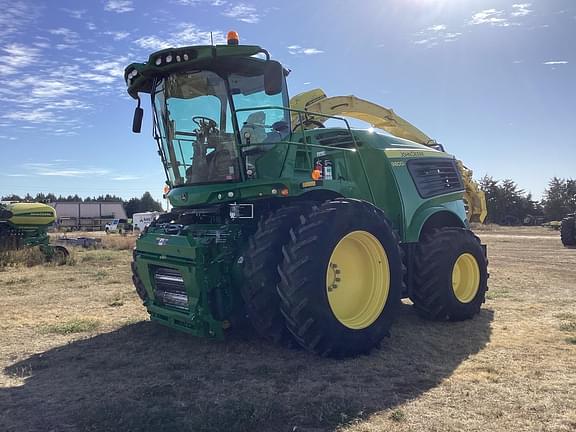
[107,295,124,307]
[94,270,108,280]
[554,312,576,321]
[565,336,576,345]
[559,321,576,332]
[42,318,101,335]
[390,409,406,422]
[80,251,119,263]
[4,276,32,286]
[486,289,512,300]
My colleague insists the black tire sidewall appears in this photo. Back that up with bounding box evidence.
[288,201,403,352]
[561,217,576,245]
[431,231,487,319]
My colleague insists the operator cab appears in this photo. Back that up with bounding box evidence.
[150,57,290,187]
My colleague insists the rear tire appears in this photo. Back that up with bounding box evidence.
[278,198,404,358]
[561,216,576,246]
[241,202,314,345]
[411,228,488,321]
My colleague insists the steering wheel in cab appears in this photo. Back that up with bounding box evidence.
[192,116,218,136]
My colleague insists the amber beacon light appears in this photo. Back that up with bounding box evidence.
[227,30,239,45]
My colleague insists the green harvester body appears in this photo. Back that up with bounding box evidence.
[125,43,470,339]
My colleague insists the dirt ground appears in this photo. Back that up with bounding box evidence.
[0,227,574,432]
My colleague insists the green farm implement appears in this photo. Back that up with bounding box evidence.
[0,202,69,263]
[124,32,488,357]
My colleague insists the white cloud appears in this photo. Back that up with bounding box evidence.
[61,9,86,19]
[0,44,41,74]
[429,24,447,32]
[104,0,134,13]
[223,3,260,23]
[20,162,110,177]
[112,175,140,181]
[93,60,127,78]
[174,0,226,5]
[39,169,110,177]
[288,45,324,55]
[469,9,510,26]
[543,61,568,65]
[103,31,130,40]
[511,3,532,17]
[469,4,532,27]
[4,110,56,123]
[0,0,38,39]
[49,28,81,45]
[413,25,462,47]
[134,24,225,50]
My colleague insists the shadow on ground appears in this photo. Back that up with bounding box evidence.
[0,304,493,432]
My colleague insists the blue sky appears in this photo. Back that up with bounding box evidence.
[0,0,574,202]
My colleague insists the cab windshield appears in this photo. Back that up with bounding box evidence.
[152,66,289,186]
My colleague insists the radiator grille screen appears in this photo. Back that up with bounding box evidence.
[407,158,464,198]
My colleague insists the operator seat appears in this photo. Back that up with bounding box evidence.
[240,111,267,145]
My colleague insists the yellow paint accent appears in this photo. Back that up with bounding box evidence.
[326,231,390,329]
[301,180,317,188]
[383,149,446,159]
[457,161,488,223]
[290,89,433,144]
[452,253,480,303]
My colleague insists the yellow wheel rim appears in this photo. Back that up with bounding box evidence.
[452,253,480,303]
[326,231,390,330]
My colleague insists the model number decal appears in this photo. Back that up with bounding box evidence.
[400,151,425,158]
[391,161,405,167]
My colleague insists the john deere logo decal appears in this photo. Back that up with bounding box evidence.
[157,238,169,246]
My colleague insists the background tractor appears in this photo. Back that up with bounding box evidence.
[0,202,69,263]
[124,32,488,357]
[561,214,576,246]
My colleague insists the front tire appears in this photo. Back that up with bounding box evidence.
[411,228,488,321]
[241,202,314,344]
[561,216,576,246]
[278,198,404,358]
[131,254,148,303]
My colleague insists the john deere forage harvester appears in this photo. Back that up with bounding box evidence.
[124,32,488,357]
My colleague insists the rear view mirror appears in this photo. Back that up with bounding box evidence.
[132,106,143,133]
[264,61,283,95]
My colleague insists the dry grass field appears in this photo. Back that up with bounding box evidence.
[0,227,575,432]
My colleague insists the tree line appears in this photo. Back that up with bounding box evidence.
[1,192,163,218]
[480,176,575,224]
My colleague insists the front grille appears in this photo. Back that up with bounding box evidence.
[153,267,188,310]
[407,158,464,198]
